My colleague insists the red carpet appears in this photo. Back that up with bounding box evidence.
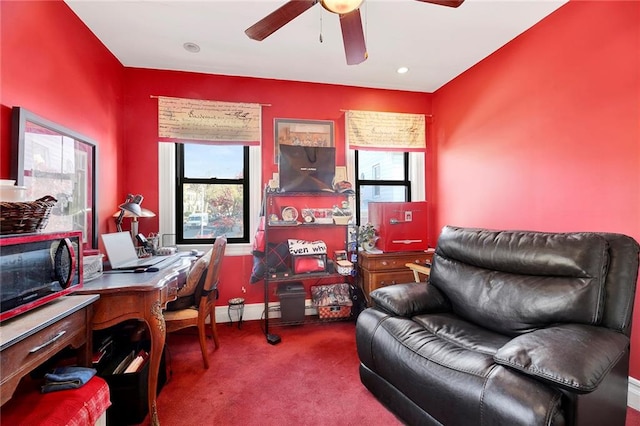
[139,320,640,426]
[142,320,401,425]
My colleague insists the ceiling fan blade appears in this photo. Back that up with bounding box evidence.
[245,0,317,41]
[415,0,465,7]
[339,9,367,65]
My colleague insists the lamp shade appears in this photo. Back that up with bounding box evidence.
[119,201,142,216]
[115,193,145,233]
[112,208,156,218]
[321,0,363,14]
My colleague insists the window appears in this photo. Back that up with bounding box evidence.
[372,164,381,197]
[355,150,412,225]
[174,144,249,245]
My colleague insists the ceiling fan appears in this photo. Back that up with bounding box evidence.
[245,0,465,65]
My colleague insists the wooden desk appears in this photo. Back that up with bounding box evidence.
[0,294,99,405]
[75,256,190,425]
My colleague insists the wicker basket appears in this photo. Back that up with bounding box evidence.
[0,195,58,235]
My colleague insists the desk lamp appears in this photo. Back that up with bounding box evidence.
[114,194,153,237]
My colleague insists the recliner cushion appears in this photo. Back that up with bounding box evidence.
[494,324,629,393]
[414,313,511,355]
[429,227,610,335]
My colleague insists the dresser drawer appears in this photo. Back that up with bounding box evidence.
[360,251,433,272]
[368,271,416,290]
[161,275,180,307]
[0,308,87,387]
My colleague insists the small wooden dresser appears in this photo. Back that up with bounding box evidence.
[0,294,99,405]
[358,249,434,303]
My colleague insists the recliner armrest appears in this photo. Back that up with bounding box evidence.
[370,282,451,317]
[494,324,629,393]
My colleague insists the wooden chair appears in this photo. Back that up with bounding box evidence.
[164,236,227,368]
[405,262,431,282]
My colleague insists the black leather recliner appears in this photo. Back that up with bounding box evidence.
[356,226,639,426]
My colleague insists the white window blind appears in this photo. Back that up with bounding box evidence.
[346,110,425,151]
[158,96,261,145]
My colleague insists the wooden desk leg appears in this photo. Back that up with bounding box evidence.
[146,300,166,426]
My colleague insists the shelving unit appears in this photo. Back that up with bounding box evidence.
[261,189,356,343]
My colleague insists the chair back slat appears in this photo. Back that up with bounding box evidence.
[202,236,227,295]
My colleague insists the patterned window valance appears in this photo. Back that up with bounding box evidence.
[346,110,425,151]
[157,96,261,145]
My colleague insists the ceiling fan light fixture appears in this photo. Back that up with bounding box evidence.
[321,0,363,15]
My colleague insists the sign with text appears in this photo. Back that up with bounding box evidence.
[346,110,425,150]
[158,96,261,145]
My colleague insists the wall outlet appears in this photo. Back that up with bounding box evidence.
[405,211,413,222]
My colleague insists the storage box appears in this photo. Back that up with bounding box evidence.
[100,342,166,425]
[334,260,353,276]
[311,283,352,320]
[368,201,429,252]
[277,282,306,324]
[317,305,351,319]
[83,254,104,282]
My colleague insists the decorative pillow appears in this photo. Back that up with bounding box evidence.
[287,239,327,256]
[166,250,212,311]
[292,254,326,274]
[250,242,290,283]
[311,283,352,307]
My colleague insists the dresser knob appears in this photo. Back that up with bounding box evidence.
[382,261,388,266]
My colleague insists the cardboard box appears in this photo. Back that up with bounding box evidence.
[368,201,429,252]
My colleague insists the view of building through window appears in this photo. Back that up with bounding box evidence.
[356,150,410,224]
[177,144,248,243]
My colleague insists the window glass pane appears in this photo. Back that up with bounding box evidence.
[357,151,405,180]
[359,185,407,224]
[184,144,244,179]
[181,183,244,239]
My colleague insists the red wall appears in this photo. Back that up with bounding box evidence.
[2,0,639,380]
[121,69,432,305]
[432,1,640,377]
[0,0,433,308]
[0,0,123,242]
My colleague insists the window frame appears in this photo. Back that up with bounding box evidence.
[345,148,427,225]
[372,163,381,197]
[174,144,250,245]
[354,150,412,225]
[158,143,261,256]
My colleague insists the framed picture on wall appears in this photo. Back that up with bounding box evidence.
[274,118,334,164]
[11,107,98,249]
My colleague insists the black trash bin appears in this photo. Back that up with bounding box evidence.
[277,282,305,324]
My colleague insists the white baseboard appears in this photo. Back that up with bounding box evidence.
[629,376,640,411]
[214,300,316,324]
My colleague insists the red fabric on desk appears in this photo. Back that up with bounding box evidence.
[1,376,111,425]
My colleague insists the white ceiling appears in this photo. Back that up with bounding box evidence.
[64,0,568,93]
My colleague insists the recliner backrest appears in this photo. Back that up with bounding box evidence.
[596,232,639,335]
[428,226,639,336]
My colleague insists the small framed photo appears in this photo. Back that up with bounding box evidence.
[274,118,334,164]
